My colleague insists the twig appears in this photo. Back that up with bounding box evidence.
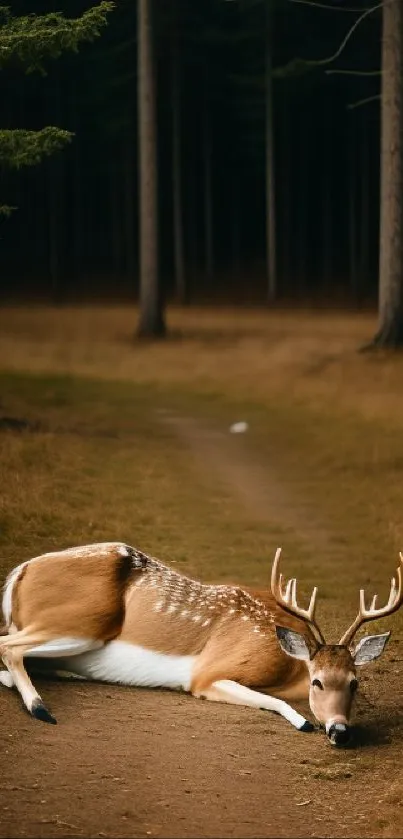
[276,2,383,79]
[326,68,381,76]
[313,3,383,67]
[287,0,376,11]
[347,94,380,109]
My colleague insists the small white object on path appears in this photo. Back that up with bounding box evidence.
[229,422,249,434]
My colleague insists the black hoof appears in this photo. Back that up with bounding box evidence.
[299,720,315,732]
[31,698,57,725]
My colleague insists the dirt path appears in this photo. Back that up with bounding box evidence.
[1,677,398,839]
[160,412,332,552]
[0,682,367,839]
[1,412,403,839]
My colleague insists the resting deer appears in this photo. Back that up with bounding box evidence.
[1,543,402,745]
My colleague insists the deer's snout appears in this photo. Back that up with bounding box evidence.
[327,722,350,746]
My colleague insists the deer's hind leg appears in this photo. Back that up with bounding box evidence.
[0,630,102,723]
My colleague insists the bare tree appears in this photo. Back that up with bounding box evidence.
[265,0,276,302]
[171,0,186,303]
[367,0,403,347]
[203,66,213,282]
[137,0,165,338]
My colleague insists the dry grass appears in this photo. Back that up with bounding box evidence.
[1,304,403,633]
[2,304,403,422]
[0,372,295,587]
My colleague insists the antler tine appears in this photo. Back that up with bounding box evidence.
[290,578,297,610]
[270,548,326,644]
[387,576,397,608]
[271,547,283,600]
[276,572,283,600]
[284,578,293,602]
[308,586,318,621]
[339,554,403,647]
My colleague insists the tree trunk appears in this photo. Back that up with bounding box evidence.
[136,0,165,338]
[231,169,241,278]
[111,159,123,282]
[48,160,62,303]
[72,142,83,288]
[47,72,63,305]
[281,93,291,294]
[368,0,403,347]
[171,0,186,303]
[203,67,213,282]
[265,0,276,302]
[124,137,135,285]
[297,113,307,296]
[322,108,332,293]
[355,114,370,304]
[187,149,198,295]
[349,116,358,300]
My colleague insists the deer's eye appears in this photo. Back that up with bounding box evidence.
[350,679,358,694]
[312,678,323,690]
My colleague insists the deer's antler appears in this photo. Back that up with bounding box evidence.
[271,548,326,645]
[339,553,403,647]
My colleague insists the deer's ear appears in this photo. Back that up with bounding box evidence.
[353,632,391,665]
[275,626,312,661]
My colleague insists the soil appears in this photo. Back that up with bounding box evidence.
[1,414,403,839]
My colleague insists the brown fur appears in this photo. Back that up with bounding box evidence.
[189,622,306,695]
[4,543,313,705]
[4,543,313,698]
[12,545,134,642]
[3,543,400,731]
[119,565,312,697]
[311,645,354,670]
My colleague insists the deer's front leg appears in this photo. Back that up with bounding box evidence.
[192,679,314,732]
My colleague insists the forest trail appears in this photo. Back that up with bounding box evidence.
[160,411,332,555]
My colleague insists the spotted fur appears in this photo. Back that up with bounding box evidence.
[0,542,312,728]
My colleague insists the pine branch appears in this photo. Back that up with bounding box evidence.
[0,127,73,168]
[0,2,114,72]
[0,204,16,216]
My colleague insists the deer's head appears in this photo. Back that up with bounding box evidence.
[271,549,403,746]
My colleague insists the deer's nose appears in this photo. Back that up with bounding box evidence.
[327,723,350,746]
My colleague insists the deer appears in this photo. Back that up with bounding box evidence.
[1,542,402,746]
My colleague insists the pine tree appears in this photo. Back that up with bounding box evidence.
[136,0,166,338]
[367,0,403,347]
[0,2,113,216]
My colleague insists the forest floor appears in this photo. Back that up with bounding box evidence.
[1,305,403,838]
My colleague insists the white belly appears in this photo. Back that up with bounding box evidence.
[58,641,196,692]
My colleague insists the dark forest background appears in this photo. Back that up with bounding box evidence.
[0,0,381,305]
